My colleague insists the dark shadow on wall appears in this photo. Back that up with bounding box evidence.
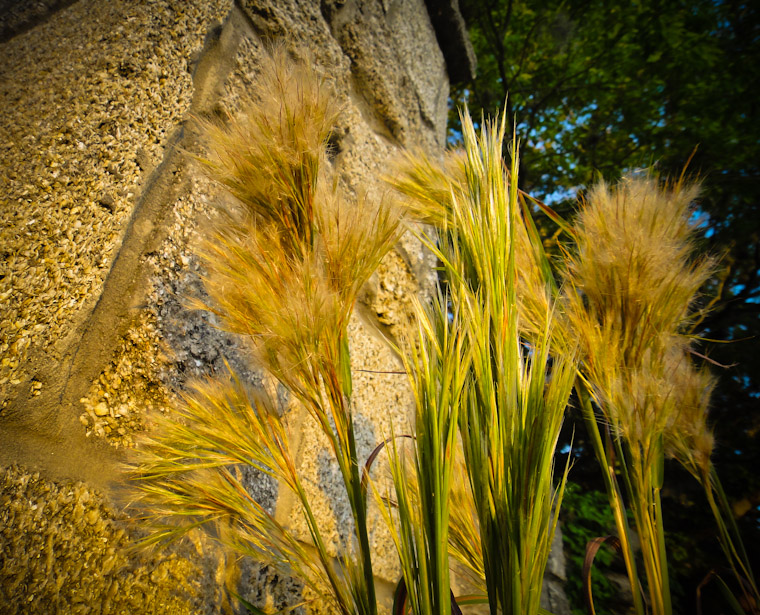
[0,0,80,44]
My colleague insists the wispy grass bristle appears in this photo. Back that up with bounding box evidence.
[565,176,714,362]
[197,46,341,254]
[130,374,342,604]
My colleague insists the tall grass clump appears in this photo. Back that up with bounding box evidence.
[130,47,401,615]
[389,107,577,615]
[562,174,721,615]
[126,43,752,615]
[377,288,469,615]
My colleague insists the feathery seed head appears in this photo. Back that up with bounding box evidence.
[564,174,722,615]
[564,174,717,458]
[198,220,345,402]
[663,352,716,477]
[388,149,467,229]
[566,175,714,361]
[316,186,403,305]
[194,46,401,401]
[135,46,406,615]
[198,45,342,254]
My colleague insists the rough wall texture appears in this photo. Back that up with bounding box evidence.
[0,1,569,613]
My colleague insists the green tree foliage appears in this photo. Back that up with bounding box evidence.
[562,482,620,615]
[454,1,760,612]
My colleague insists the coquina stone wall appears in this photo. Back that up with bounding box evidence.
[0,1,569,613]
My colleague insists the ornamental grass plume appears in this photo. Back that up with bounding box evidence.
[563,174,716,615]
[388,107,576,615]
[130,47,401,615]
[564,175,713,364]
[663,349,716,481]
[197,47,341,255]
[132,374,343,599]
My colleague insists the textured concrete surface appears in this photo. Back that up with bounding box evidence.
[0,464,230,615]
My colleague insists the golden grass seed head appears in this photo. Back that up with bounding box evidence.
[388,149,467,229]
[567,175,715,353]
[563,173,718,443]
[197,219,347,402]
[197,46,343,254]
[316,185,403,305]
[663,353,716,476]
